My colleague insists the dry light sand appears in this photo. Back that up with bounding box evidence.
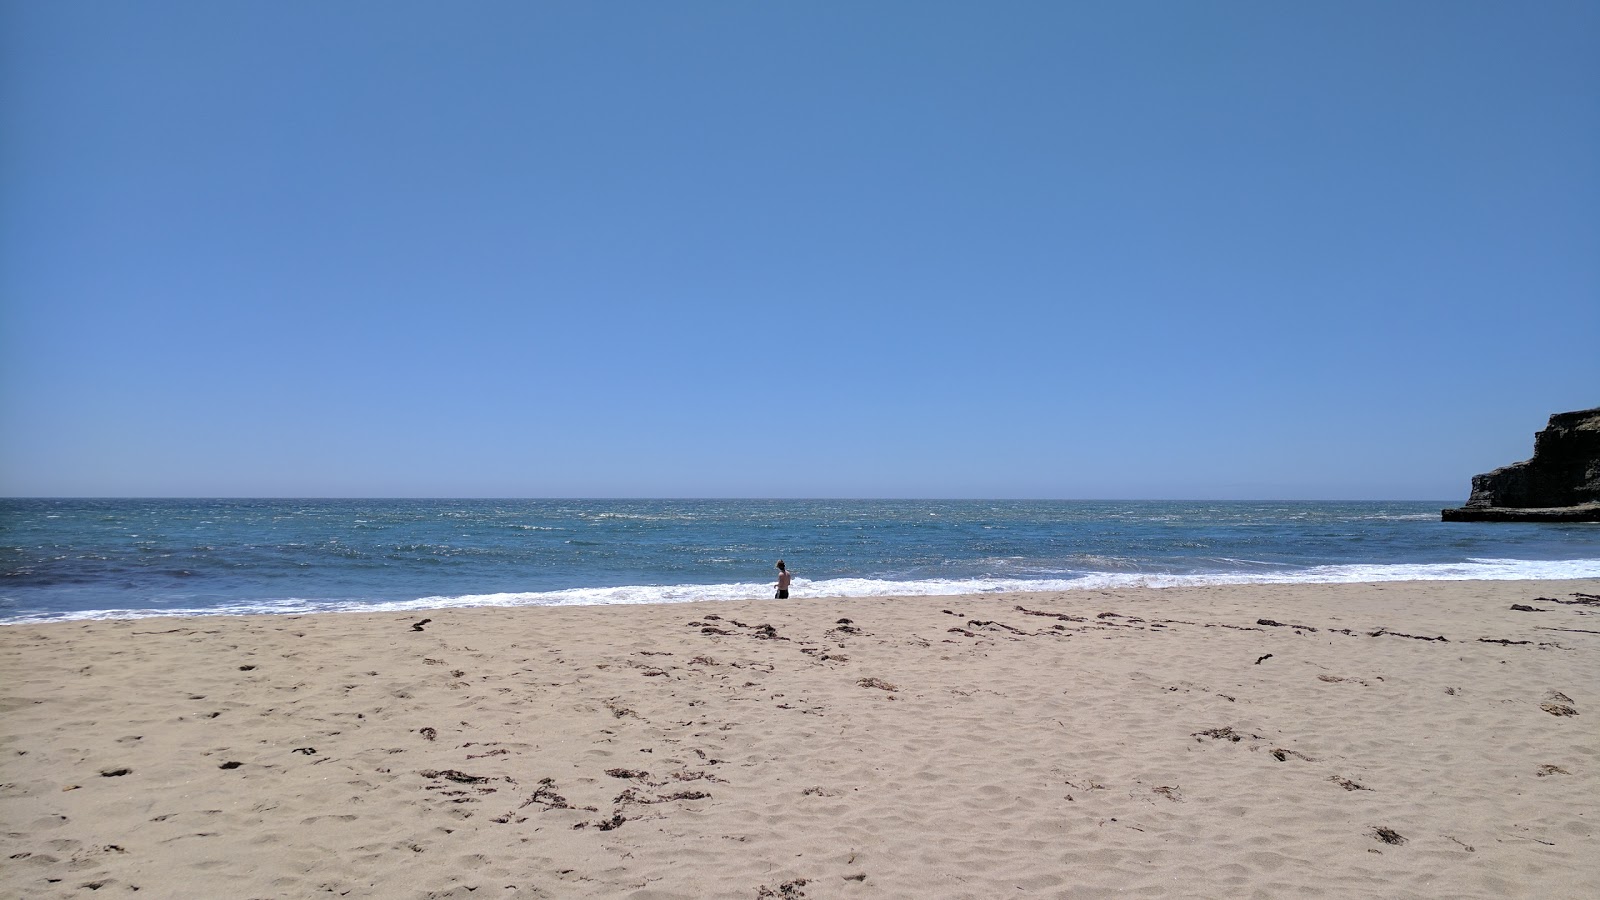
[2,579,1597,899]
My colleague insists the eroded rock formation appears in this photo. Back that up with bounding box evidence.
[1442,407,1600,522]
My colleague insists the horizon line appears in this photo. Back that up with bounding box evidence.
[2,495,1460,503]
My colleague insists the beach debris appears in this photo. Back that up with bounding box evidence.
[1271,748,1314,762]
[420,769,490,784]
[731,618,781,637]
[670,788,711,801]
[689,655,718,666]
[1152,786,1183,801]
[968,619,1029,635]
[99,767,132,777]
[419,726,437,741]
[1258,618,1318,632]
[670,769,726,783]
[238,665,256,671]
[1540,691,1578,716]
[604,698,639,718]
[1444,835,1476,852]
[688,618,790,640]
[520,778,582,811]
[1370,826,1406,845]
[1478,638,1532,646]
[410,618,431,632]
[1510,604,1548,612]
[800,646,848,662]
[1255,654,1273,665]
[1015,605,1089,623]
[857,677,899,692]
[1534,593,1600,606]
[1329,776,1371,791]
[573,813,627,831]
[218,761,242,770]
[1094,612,1147,627]
[292,747,316,755]
[756,879,810,899]
[605,768,650,780]
[945,614,1072,639]
[1367,629,1448,642]
[570,787,682,830]
[1537,764,1571,776]
[614,781,652,800]
[1193,727,1255,743]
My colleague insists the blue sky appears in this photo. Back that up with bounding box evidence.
[2,1,1596,499]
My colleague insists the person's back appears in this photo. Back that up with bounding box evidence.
[774,560,791,599]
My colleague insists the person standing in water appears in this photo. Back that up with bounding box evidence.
[774,560,792,599]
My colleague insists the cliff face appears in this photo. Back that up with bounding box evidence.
[1442,407,1600,522]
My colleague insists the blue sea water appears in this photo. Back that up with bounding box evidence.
[2,499,1596,623]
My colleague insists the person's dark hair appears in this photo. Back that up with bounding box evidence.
[776,560,786,570]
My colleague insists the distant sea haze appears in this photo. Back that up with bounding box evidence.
[2,499,1597,623]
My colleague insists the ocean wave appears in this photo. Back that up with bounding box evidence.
[6,557,1598,624]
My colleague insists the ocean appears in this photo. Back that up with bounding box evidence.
[2,498,1596,624]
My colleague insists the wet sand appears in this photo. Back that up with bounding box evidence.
[2,579,1597,899]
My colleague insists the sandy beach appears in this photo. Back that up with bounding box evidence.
[2,579,1596,899]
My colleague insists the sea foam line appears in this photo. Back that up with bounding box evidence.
[4,556,1598,625]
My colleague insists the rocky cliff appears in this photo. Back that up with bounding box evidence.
[1442,407,1600,522]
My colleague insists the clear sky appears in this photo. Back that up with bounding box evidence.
[2,1,1596,499]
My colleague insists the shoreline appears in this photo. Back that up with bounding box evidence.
[8,558,1600,626]
[3,578,1597,898]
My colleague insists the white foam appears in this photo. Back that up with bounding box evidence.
[5,557,1598,625]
